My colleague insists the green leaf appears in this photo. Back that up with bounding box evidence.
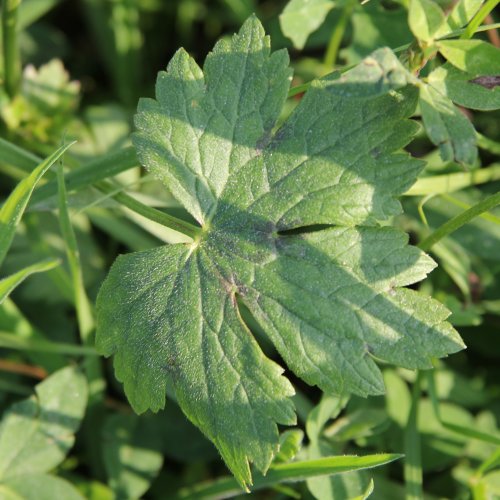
[305,396,371,500]
[437,39,500,75]
[0,366,87,479]
[272,429,304,464]
[408,0,445,42]
[419,83,477,166]
[175,454,403,499]
[0,258,60,304]
[17,0,62,29]
[341,2,412,64]
[328,47,417,96]
[96,17,464,488]
[436,0,483,36]
[0,142,74,268]
[428,63,500,111]
[307,441,372,500]
[0,474,84,500]
[102,414,163,499]
[279,0,335,49]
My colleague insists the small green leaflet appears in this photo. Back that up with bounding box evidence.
[419,82,478,165]
[96,16,464,489]
[408,0,445,42]
[279,0,335,50]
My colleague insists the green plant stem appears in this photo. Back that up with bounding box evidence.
[404,371,423,500]
[0,331,98,355]
[324,0,355,68]
[460,0,500,39]
[287,22,500,98]
[405,164,500,196]
[441,193,500,225]
[419,191,500,251]
[2,0,21,97]
[0,138,200,239]
[95,181,201,239]
[477,133,500,155]
[57,163,95,344]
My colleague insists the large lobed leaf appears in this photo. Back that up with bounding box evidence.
[96,16,464,488]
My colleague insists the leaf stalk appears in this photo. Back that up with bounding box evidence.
[418,190,500,251]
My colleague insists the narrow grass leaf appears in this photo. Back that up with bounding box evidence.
[57,163,95,341]
[0,138,41,172]
[419,191,500,251]
[0,142,74,268]
[0,331,98,356]
[175,454,402,499]
[405,164,500,195]
[0,259,60,304]
[404,372,423,500]
[32,147,138,205]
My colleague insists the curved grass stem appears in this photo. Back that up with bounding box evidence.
[419,191,500,251]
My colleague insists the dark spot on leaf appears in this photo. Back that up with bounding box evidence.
[469,75,500,90]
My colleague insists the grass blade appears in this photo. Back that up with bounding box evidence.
[0,142,75,268]
[0,139,196,238]
[57,162,95,342]
[404,372,423,500]
[405,164,500,196]
[0,258,60,304]
[0,138,41,171]
[419,190,500,251]
[57,160,107,477]
[0,331,98,355]
[175,454,402,499]
[32,147,138,205]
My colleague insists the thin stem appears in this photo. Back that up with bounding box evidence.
[287,22,500,99]
[419,191,500,251]
[404,371,423,500]
[0,358,47,379]
[441,193,500,225]
[460,0,500,39]
[405,164,500,196]
[324,0,355,68]
[0,331,98,356]
[57,163,95,343]
[485,14,500,46]
[2,0,21,97]
[95,180,201,239]
[477,133,500,155]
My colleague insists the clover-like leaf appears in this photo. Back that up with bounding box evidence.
[95,16,464,488]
